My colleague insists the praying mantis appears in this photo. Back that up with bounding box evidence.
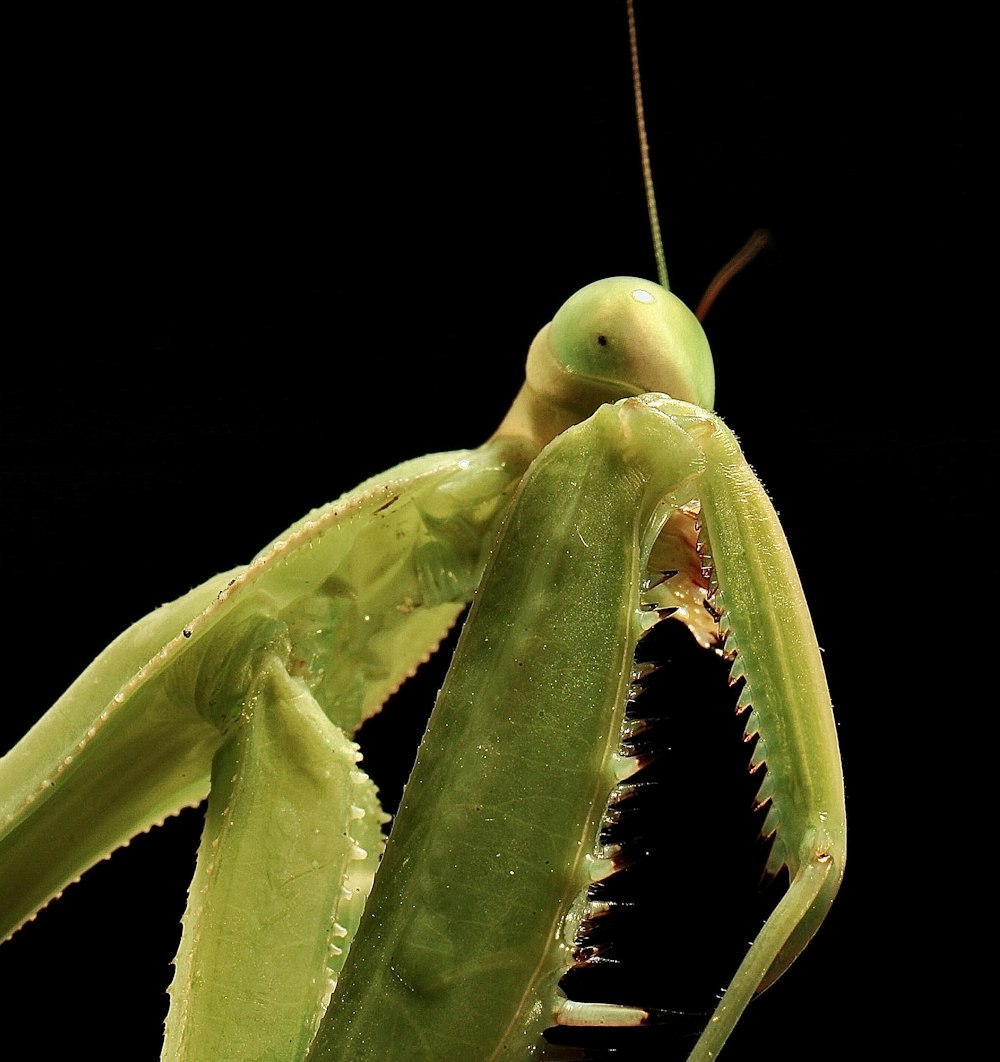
[0,4,853,1057]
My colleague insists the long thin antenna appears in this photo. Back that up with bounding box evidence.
[628,0,668,290]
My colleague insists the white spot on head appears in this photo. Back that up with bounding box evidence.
[630,287,656,304]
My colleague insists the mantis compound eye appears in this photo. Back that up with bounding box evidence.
[545,277,715,411]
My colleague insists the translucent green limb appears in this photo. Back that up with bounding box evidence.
[0,442,528,945]
[688,853,840,1062]
[163,654,386,1062]
[310,399,705,1060]
[222,443,532,739]
[641,395,845,1059]
[0,574,235,940]
[312,394,842,1061]
[687,402,845,910]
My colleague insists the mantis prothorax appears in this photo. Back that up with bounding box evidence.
[0,4,845,1059]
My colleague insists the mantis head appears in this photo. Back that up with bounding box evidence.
[494,276,715,454]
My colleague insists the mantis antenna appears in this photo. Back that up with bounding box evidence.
[628,0,668,290]
[629,1,772,321]
[695,228,773,321]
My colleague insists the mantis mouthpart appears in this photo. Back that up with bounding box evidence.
[0,5,845,1059]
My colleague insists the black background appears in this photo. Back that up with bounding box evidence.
[1,3,985,1058]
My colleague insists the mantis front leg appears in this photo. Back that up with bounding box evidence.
[311,393,845,1060]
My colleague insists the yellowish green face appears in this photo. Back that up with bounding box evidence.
[547,277,715,411]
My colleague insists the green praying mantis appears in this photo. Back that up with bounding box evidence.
[0,4,845,1057]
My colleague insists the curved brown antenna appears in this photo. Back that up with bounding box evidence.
[695,228,773,322]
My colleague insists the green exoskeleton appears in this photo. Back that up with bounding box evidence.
[0,5,844,1059]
